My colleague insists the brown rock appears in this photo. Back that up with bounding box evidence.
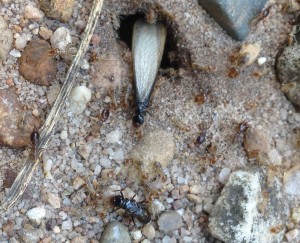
[39,0,75,22]
[243,127,271,163]
[19,39,57,86]
[3,220,14,236]
[0,88,40,148]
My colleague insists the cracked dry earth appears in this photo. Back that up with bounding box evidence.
[0,0,300,242]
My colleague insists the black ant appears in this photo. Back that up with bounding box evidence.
[110,188,151,225]
[30,126,40,161]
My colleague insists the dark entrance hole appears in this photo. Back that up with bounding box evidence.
[118,13,182,69]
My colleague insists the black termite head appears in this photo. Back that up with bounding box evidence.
[132,108,144,127]
[110,195,123,207]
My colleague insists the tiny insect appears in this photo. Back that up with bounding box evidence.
[30,126,40,161]
[227,67,239,78]
[110,189,151,224]
[195,129,207,145]
[234,121,249,142]
[100,108,110,122]
[251,5,272,26]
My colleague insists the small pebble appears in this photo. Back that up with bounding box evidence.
[217,168,231,184]
[292,207,300,223]
[106,129,123,144]
[26,206,46,225]
[257,57,267,65]
[285,229,299,242]
[189,185,201,194]
[71,236,88,243]
[131,230,142,240]
[62,218,73,231]
[158,211,183,232]
[99,221,131,243]
[151,199,165,215]
[9,49,21,57]
[39,0,75,22]
[39,26,53,40]
[46,193,61,209]
[24,5,44,22]
[53,226,60,233]
[32,109,40,117]
[73,177,85,190]
[0,16,13,62]
[81,59,89,70]
[43,158,53,179]
[69,86,92,114]
[50,27,72,51]
[142,224,155,240]
[15,35,27,50]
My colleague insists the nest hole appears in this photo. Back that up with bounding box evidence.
[118,10,189,70]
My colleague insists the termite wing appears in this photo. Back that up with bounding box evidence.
[132,19,167,126]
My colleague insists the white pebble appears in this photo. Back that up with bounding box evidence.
[53,226,60,233]
[94,165,102,176]
[60,131,68,140]
[15,35,27,50]
[218,168,231,184]
[151,199,165,215]
[106,129,122,144]
[59,211,68,220]
[257,57,267,65]
[131,230,142,240]
[43,158,53,180]
[81,59,89,70]
[69,86,92,114]
[26,206,46,225]
[32,109,40,117]
[9,49,21,57]
[50,27,72,51]
[176,208,184,216]
[100,157,111,168]
[284,165,300,195]
[189,185,201,194]
[285,229,299,242]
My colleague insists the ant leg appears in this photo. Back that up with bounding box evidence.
[132,216,137,227]
[131,194,136,200]
[112,207,121,213]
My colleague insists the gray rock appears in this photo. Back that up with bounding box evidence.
[198,0,267,40]
[276,36,300,107]
[26,206,46,225]
[157,211,183,232]
[209,166,288,243]
[19,229,43,243]
[100,221,131,243]
[0,15,13,62]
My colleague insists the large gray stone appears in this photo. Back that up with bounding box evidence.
[198,0,267,40]
[209,166,288,243]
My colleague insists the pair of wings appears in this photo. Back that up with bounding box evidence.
[132,19,167,104]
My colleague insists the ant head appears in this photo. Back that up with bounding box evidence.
[110,195,123,207]
[132,113,144,127]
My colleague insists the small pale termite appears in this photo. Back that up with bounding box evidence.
[132,19,167,127]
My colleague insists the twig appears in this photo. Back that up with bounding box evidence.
[0,0,104,212]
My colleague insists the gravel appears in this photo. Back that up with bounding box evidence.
[0,0,299,242]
